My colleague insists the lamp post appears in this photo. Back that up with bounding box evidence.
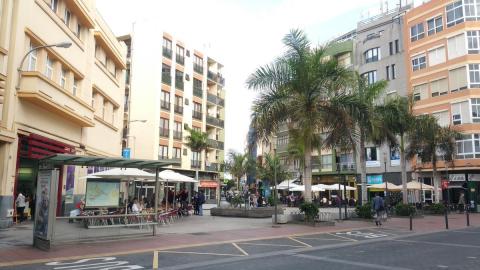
[336,160,342,220]
[16,42,72,91]
[383,152,389,216]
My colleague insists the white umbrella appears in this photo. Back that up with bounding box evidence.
[289,185,325,192]
[159,170,197,183]
[325,184,356,191]
[367,182,402,191]
[406,181,435,190]
[85,168,156,180]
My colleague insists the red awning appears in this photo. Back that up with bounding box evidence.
[200,180,218,188]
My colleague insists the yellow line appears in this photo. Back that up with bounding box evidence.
[232,243,249,256]
[158,250,244,257]
[288,237,312,248]
[239,242,304,248]
[153,250,158,270]
[327,233,358,242]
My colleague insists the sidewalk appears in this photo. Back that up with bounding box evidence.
[0,212,478,267]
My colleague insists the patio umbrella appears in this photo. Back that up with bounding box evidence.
[289,185,325,192]
[85,168,156,180]
[367,182,402,191]
[159,170,197,183]
[406,181,435,190]
[325,184,356,191]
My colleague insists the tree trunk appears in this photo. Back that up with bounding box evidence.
[400,134,408,203]
[432,158,440,203]
[359,130,367,205]
[304,139,312,203]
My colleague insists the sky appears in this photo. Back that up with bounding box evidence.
[96,0,419,155]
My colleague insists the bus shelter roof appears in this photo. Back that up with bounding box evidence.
[40,154,180,169]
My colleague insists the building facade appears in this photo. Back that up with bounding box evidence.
[405,0,480,206]
[120,21,225,202]
[0,0,126,227]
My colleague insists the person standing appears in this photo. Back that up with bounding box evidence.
[458,192,465,213]
[198,191,205,216]
[372,193,385,226]
[193,192,199,215]
[15,193,26,223]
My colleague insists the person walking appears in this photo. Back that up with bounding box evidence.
[458,192,465,213]
[198,191,205,216]
[372,193,385,226]
[193,192,199,215]
[15,192,26,223]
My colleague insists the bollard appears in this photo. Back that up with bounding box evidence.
[466,206,470,227]
[409,212,413,231]
[444,207,449,230]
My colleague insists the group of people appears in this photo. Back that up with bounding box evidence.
[248,193,264,208]
[15,192,34,223]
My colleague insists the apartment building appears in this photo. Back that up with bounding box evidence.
[354,5,412,190]
[405,0,480,206]
[120,21,225,202]
[0,0,126,227]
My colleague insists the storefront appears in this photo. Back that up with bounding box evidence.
[199,180,219,203]
[446,173,480,212]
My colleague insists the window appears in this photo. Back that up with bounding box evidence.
[60,68,66,87]
[430,78,448,97]
[72,79,78,96]
[472,98,480,122]
[193,78,202,97]
[395,39,400,53]
[411,55,426,71]
[321,155,332,171]
[50,0,58,12]
[446,0,464,27]
[391,64,396,79]
[76,24,82,38]
[386,66,390,81]
[456,134,477,159]
[175,70,184,90]
[159,145,168,159]
[162,64,171,85]
[174,121,182,140]
[176,45,184,65]
[410,23,425,42]
[448,33,467,59]
[159,118,169,137]
[452,102,464,125]
[464,0,480,21]
[427,16,443,36]
[173,147,181,159]
[389,42,393,55]
[469,64,480,88]
[161,91,170,110]
[174,95,183,114]
[162,38,172,58]
[64,8,71,27]
[413,84,428,101]
[364,47,380,63]
[193,126,201,132]
[467,31,480,54]
[428,47,446,66]
[192,151,200,161]
[365,147,380,167]
[194,55,203,73]
[45,56,53,79]
[27,43,37,71]
[193,102,202,119]
[362,70,377,85]
[433,111,450,127]
[449,66,468,92]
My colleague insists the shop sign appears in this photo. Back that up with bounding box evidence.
[367,175,383,185]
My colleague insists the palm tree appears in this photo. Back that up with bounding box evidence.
[185,127,209,186]
[257,153,290,186]
[406,114,458,203]
[247,29,356,202]
[227,151,248,191]
[375,96,415,203]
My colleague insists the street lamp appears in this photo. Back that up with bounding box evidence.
[16,42,72,90]
[383,152,389,216]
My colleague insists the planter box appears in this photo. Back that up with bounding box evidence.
[273,214,288,224]
[210,207,283,218]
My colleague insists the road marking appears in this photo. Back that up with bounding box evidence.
[366,228,398,236]
[153,250,158,270]
[232,243,249,256]
[294,236,352,242]
[467,256,477,259]
[437,265,449,268]
[328,232,358,242]
[239,242,304,248]
[292,254,412,270]
[393,239,480,249]
[288,237,312,248]
[158,250,244,257]
[335,231,388,239]
[44,257,143,269]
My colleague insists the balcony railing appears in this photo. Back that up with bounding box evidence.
[194,64,204,74]
[193,110,202,120]
[159,128,169,137]
[158,155,169,160]
[193,87,203,98]
[207,93,225,107]
[207,70,217,81]
[206,162,219,172]
[174,104,183,114]
[160,100,170,110]
[191,160,201,168]
[175,79,184,90]
[337,162,356,172]
[217,75,225,86]
[176,55,185,65]
[173,130,183,140]
[207,139,224,150]
[162,74,171,85]
[163,48,172,59]
[206,116,224,128]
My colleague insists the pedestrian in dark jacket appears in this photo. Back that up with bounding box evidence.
[372,193,385,226]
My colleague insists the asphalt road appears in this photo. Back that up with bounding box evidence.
[2,226,480,270]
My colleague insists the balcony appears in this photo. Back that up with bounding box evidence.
[0,77,5,122]
[162,74,171,85]
[175,79,184,90]
[207,93,225,107]
[193,87,203,98]
[158,155,169,160]
[163,48,172,59]
[173,130,183,140]
[207,139,224,150]
[337,162,356,172]
[207,70,217,82]
[193,110,202,120]
[218,75,225,86]
[194,64,204,74]
[176,55,185,65]
[191,159,201,169]
[206,162,219,172]
[174,104,183,114]
[17,71,94,127]
[161,100,170,111]
[206,116,224,128]
[159,127,169,138]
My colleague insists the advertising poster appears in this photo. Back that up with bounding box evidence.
[65,166,75,204]
[85,180,120,207]
[34,170,57,240]
[390,146,400,166]
[367,174,383,185]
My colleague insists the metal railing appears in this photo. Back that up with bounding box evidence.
[173,131,182,140]
[176,55,184,65]
[206,162,219,171]
[339,162,356,172]
[162,74,171,85]
[161,100,170,110]
[163,48,172,59]
[218,75,225,85]
[174,104,183,114]
[207,93,225,107]
[193,87,203,98]
[207,70,217,81]
[175,79,184,90]
[193,110,202,120]
[207,139,224,150]
[206,116,224,128]
[158,155,168,160]
[191,160,201,168]
[194,64,203,74]
[159,128,169,137]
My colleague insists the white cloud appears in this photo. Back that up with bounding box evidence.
[96,0,400,155]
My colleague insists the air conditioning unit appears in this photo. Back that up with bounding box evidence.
[185,74,190,81]
[185,98,189,105]
[186,50,190,57]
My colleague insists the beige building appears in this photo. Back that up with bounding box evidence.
[119,21,226,202]
[0,0,126,227]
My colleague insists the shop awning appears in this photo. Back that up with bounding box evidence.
[40,154,180,169]
[200,180,218,188]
